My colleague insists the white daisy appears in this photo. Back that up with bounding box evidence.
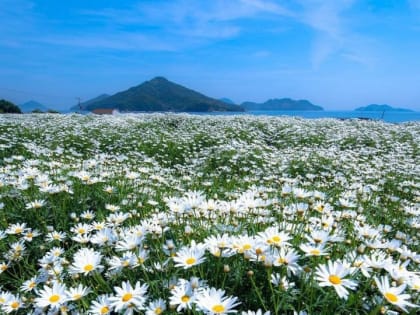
[34,281,68,311]
[109,281,148,313]
[195,287,240,314]
[315,260,358,300]
[173,242,206,269]
[374,276,418,313]
[69,247,103,275]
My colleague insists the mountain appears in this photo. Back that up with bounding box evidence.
[70,94,110,111]
[20,100,49,113]
[85,77,244,112]
[219,98,236,105]
[1,99,22,113]
[355,104,414,112]
[241,98,323,111]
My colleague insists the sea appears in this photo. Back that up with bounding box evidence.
[188,110,420,123]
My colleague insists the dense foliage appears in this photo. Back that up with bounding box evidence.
[0,99,22,113]
[0,114,419,314]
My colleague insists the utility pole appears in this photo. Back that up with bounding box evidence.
[76,97,82,112]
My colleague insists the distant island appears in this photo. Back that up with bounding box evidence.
[20,100,50,113]
[355,104,414,112]
[80,77,243,112]
[241,98,323,111]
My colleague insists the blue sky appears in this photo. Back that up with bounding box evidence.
[1,0,420,110]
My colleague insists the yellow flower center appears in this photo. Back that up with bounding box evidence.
[84,264,94,272]
[328,275,342,285]
[212,304,226,313]
[243,244,252,250]
[385,292,398,303]
[10,301,20,309]
[310,249,321,255]
[181,295,190,303]
[122,293,133,302]
[49,294,60,303]
[271,236,281,243]
[29,282,36,288]
[186,257,196,265]
[277,257,287,264]
[100,306,109,314]
[155,307,163,314]
[78,228,86,234]
[15,228,23,234]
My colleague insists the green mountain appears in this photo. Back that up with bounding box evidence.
[70,94,110,111]
[241,98,323,111]
[85,77,244,112]
[20,100,49,113]
[355,104,414,112]
[0,99,22,113]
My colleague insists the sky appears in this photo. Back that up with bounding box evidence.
[1,0,420,110]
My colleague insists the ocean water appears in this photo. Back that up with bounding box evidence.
[190,110,420,123]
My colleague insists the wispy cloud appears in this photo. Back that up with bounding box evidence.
[292,0,376,69]
[408,0,420,10]
[36,33,176,52]
[80,0,292,43]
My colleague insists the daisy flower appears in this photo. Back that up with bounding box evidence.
[1,294,23,313]
[46,231,67,242]
[195,287,240,314]
[315,260,358,300]
[300,243,329,257]
[66,284,91,301]
[173,242,206,269]
[88,294,112,315]
[258,226,291,248]
[374,276,418,313]
[169,279,196,312]
[109,281,148,313]
[5,223,27,235]
[145,298,166,315]
[69,247,104,275]
[34,281,69,311]
[25,199,45,209]
[272,247,302,276]
[20,276,39,292]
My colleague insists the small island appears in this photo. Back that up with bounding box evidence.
[355,104,414,112]
[241,98,323,111]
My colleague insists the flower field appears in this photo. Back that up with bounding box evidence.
[0,113,419,314]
